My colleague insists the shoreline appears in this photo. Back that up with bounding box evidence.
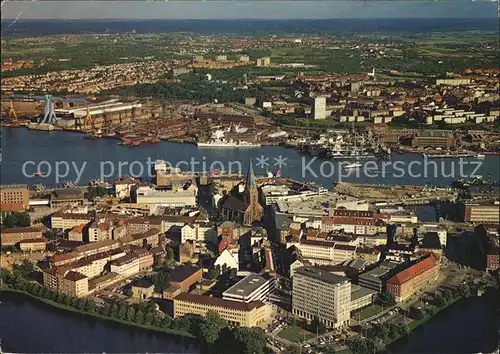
[2,124,498,157]
[385,290,498,352]
[0,288,195,340]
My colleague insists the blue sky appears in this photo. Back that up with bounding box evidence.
[1,1,497,20]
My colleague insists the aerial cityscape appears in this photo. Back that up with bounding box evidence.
[0,3,499,354]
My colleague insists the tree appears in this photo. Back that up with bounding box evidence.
[458,283,470,298]
[117,306,127,320]
[76,298,86,310]
[233,327,266,354]
[434,294,445,307]
[152,314,162,327]
[442,288,453,302]
[198,310,228,345]
[409,307,425,320]
[308,317,327,335]
[134,310,145,325]
[126,307,136,322]
[62,294,71,306]
[284,345,300,354]
[148,271,171,292]
[171,317,191,332]
[109,304,119,317]
[3,245,19,253]
[13,259,34,278]
[388,323,399,339]
[145,312,154,325]
[85,300,96,313]
[371,323,389,341]
[396,323,409,337]
[161,315,172,328]
[208,268,219,280]
[348,336,368,354]
[2,212,30,228]
[377,292,396,307]
[47,243,58,252]
[324,346,336,354]
[2,213,19,228]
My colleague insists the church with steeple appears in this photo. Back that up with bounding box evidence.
[220,161,263,225]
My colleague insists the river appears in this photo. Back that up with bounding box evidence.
[1,127,499,189]
[388,291,499,354]
[0,292,199,353]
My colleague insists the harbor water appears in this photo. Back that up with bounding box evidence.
[1,127,499,188]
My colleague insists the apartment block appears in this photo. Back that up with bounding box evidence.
[1,227,43,246]
[51,212,93,230]
[19,238,46,252]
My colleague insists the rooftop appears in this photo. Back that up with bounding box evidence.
[387,254,439,286]
[169,265,201,283]
[174,292,266,312]
[0,184,28,190]
[64,270,87,282]
[51,188,84,200]
[294,266,349,285]
[1,226,42,234]
[421,232,442,250]
[359,266,391,280]
[223,273,273,298]
[351,284,377,301]
[132,278,154,289]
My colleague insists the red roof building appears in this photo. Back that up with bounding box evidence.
[386,254,440,302]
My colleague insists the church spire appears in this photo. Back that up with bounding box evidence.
[245,159,257,191]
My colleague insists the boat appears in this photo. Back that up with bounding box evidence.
[26,122,56,131]
[475,154,486,159]
[330,151,375,159]
[197,140,261,148]
[343,162,363,169]
[197,129,260,148]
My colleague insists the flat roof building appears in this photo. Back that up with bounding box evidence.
[50,188,85,208]
[223,273,275,303]
[292,266,351,329]
[358,266,391,293]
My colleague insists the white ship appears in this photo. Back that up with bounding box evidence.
[330,150,375,159]
[197,140,261,148]
[343,162,363,169]
[197,129,260,148]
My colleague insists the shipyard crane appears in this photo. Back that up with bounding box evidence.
[8,94,87,124]
[5,100,18,120]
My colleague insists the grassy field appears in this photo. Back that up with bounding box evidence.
[277,325,316,343]
[353,304,385,321]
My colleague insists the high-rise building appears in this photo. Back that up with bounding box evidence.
[312,96,326,120]
[292,266,351,328]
